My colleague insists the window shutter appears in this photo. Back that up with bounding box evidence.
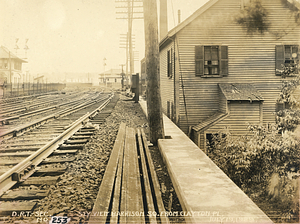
[295,45,299,74]
[167,50,170,77]
[173,49,176,77]
[275,45,284,75]
[171,102,174,121]
[167,101,170,118]
[285,102,291,110]
[220,46,228,76]
[276,102,285,112]
[195,45,204,76]
[167,48,174,78]
[171,48,173,77]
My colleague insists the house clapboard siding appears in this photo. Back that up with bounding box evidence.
[160,42,176,119]
[219,86,227,113]
[206,101,261,134]
[159,0,300,135]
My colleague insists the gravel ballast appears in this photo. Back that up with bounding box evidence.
[2,94,184,223]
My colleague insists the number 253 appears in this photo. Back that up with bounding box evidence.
[50,216,68,224]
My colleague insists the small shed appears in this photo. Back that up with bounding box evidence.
[192,83,264,151]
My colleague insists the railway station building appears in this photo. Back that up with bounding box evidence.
[99,69,124,89]
[158,0,300,151]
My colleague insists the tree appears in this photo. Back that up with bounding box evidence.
[276,63,300,132]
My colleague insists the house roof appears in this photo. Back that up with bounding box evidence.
[160,0,300,49]
[193,111,228,132]
[0,46,27,62]
[99,69,122,76]
[218,83,264,101]
[288,0,300,9]
[160,0,219,48]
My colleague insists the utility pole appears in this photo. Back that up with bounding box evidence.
[119,33,135,79]
[133,51,139,72]
[120,64,125,89]
[9,51,12,96]
[116,0,143,81]
[24,39,29,59]
[103,57,106,86]
[143,0,164,144]
[128,0,133,77]
[15,38,19,54]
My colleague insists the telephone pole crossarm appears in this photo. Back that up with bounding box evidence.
[116,0,143,77]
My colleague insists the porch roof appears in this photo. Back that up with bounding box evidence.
[193,111,228,132]
[218,83,264,102]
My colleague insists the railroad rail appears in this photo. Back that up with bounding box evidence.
[0,92,107,140]
[0,90,92,119]
[89,123,169,224]
[0,93,114,196]
[0,91,79,115]
[0,91,95,124]
[0,93,111,176]
[0,94,119,216]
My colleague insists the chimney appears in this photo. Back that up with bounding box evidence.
[178,9,181,24]
[160,0,168,41]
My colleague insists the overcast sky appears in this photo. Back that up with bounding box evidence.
[0,0,209,79]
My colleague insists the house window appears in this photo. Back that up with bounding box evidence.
[115,78,117,82]
[195,45,228,77]
[204,46,219,75]
[167,48,173,78]
[285,45,298,66]
[14,61,21,70]
[276,45,299,75]
[4,60,8,69]
[276,102,291,112]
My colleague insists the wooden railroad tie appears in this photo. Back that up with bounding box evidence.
[89,122,169,224]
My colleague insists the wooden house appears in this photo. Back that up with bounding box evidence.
[158,0,300,151]
[0,46,27,85]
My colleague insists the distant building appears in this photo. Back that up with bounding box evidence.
[99,69,124,88]
[0,46,27,85]
[64,72,94,88]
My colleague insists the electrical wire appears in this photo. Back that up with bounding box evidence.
[170,0,190,133]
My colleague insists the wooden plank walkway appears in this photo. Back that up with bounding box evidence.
[89,123,169,224]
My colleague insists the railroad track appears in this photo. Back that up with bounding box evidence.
[0,93,119,217]
[0,91,72,116]
[0,91,106,140]
[0,91,114,175]
[0,91,93,126]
